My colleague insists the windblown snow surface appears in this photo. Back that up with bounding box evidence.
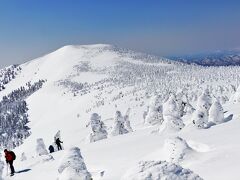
[1,44,240,180]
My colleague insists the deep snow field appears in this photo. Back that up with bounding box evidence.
[0,44,240,180]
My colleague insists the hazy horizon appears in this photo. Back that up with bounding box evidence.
[0,0,240,68]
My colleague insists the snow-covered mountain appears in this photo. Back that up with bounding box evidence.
[172,49,240,66]
[0,44,240,180]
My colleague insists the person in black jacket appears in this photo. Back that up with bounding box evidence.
[55,138,63,150]
[48,145,55,153]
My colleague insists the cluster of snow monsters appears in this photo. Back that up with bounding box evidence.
[121,86,231,179]
[192,89,225,128]
[77,55,240,179]
[0,65,21,91]
[58,49,239,115]
[88,108,133,143]
[86,86,230,179]
[143,88,226,132]
[109,61,239,101]
[0,80,45,149]
[144,92,184,131]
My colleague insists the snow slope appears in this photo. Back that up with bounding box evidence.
[0,44,240,180]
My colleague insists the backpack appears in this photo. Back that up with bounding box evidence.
[9,151,16,160]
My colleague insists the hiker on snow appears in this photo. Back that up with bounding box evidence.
[4,149,16,176]
[55,138,63,150]
[49,145,55,153]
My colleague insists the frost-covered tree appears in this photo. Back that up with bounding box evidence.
[145,95,163,125]
[161,94,185,132]
[230,85,240,103]
[143,106,149,122]
[175,89,195,116]
[175,88,189,117]
[58,147,92,180]
[192,110,208,129]
[183,102,195,115]
[209,100,224,124]
[196,89,212,114]
[54,130,62,141]
[220,95,229,104]
[111,111,128,136]
[192,90,212,129]
[123,108,133,132]
[89,113,108,142]
[163,136,193,163]
[163,94,180,118]
[122,161,203,180]
[36,138,48,156]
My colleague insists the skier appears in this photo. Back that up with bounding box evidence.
[4,149,16,176]
[55,138,63,150]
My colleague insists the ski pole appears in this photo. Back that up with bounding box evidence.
[6,163,9,176]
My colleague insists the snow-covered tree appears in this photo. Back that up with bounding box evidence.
[36,138,48,156]
[54,130,61,140]
[175,89,195,116]
[219,95,229,104]
[175,88,189,117]
[192,109,208,129]
[192,90,212,128]
[161,94,185,132]
[163,94,180,118]
[143,106,149,122]
[0,65,21,92]
[123,108,133,132]
[209,100,224,124]
[58,147,91,180]
[145,95,163,125]
[111,111,128,136]
[122,161,203,180]
[230,85,240,103]
[89,113,108,142]
[163,136,193,163]
[0,79,45,149]
[196,89,212,114]
[183,102,195,115]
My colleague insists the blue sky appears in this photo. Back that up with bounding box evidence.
[0,0,240,67]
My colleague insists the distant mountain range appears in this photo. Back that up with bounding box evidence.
[170,49,240,66]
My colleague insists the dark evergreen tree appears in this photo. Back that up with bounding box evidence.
[0,80,46,149]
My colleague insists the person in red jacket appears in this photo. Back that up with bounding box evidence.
[4,149,15,176]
